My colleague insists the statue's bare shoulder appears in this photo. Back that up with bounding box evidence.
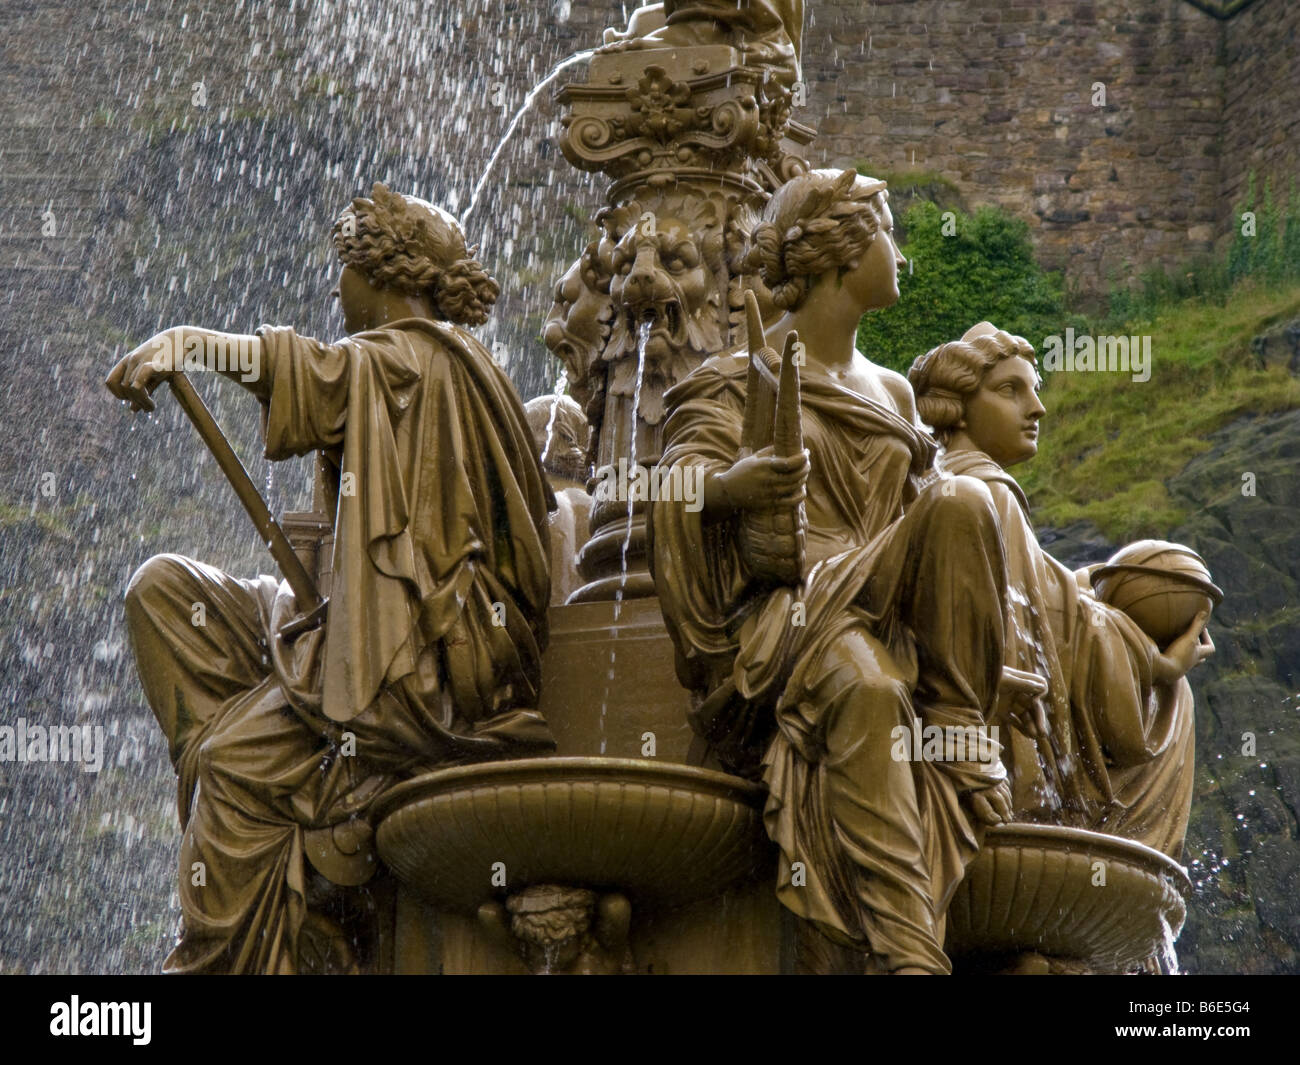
[874,363,919,422]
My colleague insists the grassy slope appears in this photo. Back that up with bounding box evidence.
[1016,282,1300,540]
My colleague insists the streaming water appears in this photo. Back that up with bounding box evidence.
[601,322,652,756]
[465,48,597,220]
[1154,913,1181,975]
[620,320,652,594]
[541,365,569,466]
[0,0,602,975]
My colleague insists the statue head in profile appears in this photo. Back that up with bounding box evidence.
[524,394,591,487]
[741,168,895,315]
[907,323,1044,468]
[543,237,616,420]
[330,183,500,332]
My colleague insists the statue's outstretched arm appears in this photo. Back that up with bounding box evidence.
[106,325,268,411]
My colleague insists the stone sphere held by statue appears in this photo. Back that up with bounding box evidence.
[1091,540,1223,648]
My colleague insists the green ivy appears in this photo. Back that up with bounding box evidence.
[855,200,1074,374]
[1109,173,1300,325]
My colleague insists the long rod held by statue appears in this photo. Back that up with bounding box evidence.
[740,289,804,455]
[739,290,807,587]
[741,289,804,459]
[166,373,327,632]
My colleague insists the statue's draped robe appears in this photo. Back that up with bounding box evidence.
[125,319,554,973]
[649,353,1010,974]
[662,0,803,79]
[940,449,1194,858]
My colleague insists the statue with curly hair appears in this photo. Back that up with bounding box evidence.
[908,323,1212,858]
[105,183,556,973]
[332,183,501,328]
[649,169,1023,974]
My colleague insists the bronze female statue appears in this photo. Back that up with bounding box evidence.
[649,169,1027,974]
[105,184,555,972]
[907,324,1215,858]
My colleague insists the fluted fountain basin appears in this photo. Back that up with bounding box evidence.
[945,823,1191,972]
[373,757,769,914]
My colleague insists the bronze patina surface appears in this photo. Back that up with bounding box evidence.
[107,4,1213,976]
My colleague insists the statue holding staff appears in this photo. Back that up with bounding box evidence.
[105,183,555,973]
[649,169,1032,974]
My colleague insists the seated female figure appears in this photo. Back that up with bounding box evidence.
[651,170,1017,974]
[907,324,1213,858]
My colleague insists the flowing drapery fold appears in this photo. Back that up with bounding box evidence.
[127,319,554,972]
[941,449,1194,858]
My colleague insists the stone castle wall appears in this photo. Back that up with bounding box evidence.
[795,0,1224,291]
[1219,0,1300,216]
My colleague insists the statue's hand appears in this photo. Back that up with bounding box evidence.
[105,327,181,413]
[969,779,1012,826]
[708,446,809,516]
[1072,563,1102,596]
[995,666,1049,740]
[1154,611,1214,685]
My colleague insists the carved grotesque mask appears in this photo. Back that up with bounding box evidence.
[543,252,610,370]
[602,201,726,423]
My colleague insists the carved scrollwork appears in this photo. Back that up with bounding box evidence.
[558,56,770,184]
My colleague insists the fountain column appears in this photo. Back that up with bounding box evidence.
[547,41,813,602]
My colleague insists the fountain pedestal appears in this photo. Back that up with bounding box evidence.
[371,602,1193,974]
[375,758,787,974]
[536,597,696,761]
[373,598,790,974]
[547,42,813,605]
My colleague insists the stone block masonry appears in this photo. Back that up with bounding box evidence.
[784,0,1296,294]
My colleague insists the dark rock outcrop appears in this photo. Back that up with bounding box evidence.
[1040,404,1300,973]
[1166,409,1300,974]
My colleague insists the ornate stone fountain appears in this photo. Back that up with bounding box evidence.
[110,1,1207,976]
[367,4,1201,976]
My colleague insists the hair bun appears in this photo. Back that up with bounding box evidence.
[434,257,500,327]
[741,168,888,312]
[333,186,498,326]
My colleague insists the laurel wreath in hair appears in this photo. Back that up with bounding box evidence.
[742,169,890,310]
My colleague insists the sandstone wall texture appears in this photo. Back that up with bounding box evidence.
[788,0,1297,293]
[1219,0,1300,215]
[547,0,1300,296]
